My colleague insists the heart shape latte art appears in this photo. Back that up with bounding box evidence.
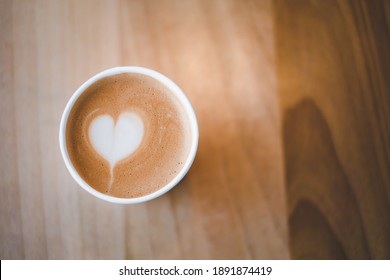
[88,112,144,166]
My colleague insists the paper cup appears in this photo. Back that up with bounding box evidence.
[59,67,198,204]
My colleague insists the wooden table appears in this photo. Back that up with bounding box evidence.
[0,0,389,259]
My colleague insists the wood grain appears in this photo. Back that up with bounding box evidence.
[0,0,389,260]
[0,0,287,259]
[275,0,390,259]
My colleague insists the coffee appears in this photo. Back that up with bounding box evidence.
[66,73,191,198]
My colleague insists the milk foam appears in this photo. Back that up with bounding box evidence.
[88,112,144,166]
[66,73,191,198]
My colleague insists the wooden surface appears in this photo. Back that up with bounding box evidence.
[0,0,388,260]
[276,0,390,259]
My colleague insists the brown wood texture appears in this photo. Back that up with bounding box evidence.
[0,0,388,260]
[275,0,390,259]
[0,0,287,259]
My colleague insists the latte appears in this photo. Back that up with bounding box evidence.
[65,73,192,198]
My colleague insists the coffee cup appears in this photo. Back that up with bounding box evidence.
[59,67,198,204]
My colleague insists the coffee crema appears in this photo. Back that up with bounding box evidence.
[66,73,191,198]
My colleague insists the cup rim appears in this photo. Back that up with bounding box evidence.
[59,66,199,204]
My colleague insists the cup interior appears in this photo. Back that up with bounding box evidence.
[59,66,198,204]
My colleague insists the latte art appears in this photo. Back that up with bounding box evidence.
[66,73,191,198]
[89,112,144,166]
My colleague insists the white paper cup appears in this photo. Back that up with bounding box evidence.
[59,67,198,204]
